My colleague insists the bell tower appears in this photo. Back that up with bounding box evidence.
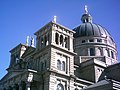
[34,16,76,90]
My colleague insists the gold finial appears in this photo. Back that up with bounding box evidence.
[53,16,57,23]
[85,5,88,14]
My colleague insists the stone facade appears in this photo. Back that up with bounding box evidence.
[0,6,120,90]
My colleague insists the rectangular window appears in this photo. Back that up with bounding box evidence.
[89,39,94,42]
[90,48,95,56]
[97,39,102,42]
[82,40,85,43]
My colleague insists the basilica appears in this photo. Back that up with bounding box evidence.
[0,6,120,90]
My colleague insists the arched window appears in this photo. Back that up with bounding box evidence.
[57,83,64,90]
[64,37,68,48]
[111,51,114,59]
[48,33,49,44]
[61,61,65,71]
[55,33,59,45]
[57,60,61,70]
[60,35,63,46]
[41,37,44,47]
[107,49,110,57]
[90,48,95,56]
[75,88,79,90]
[45,35,48,46]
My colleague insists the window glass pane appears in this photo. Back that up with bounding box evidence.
[107,49,110,57]
[64,37,68,48]
[61,61,65,71]
[82,40,85,43]
[90,48,95,56]
[57,84,64,90]
[57,60,61,70]
[97,39,102,42]
[55,33,59,44]
[89,39,94,42]
[111,51,114,59]
[60,35,63,46]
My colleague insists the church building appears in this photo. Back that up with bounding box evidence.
[0,6,120,90]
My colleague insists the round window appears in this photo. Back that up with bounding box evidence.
[57,84,64,90]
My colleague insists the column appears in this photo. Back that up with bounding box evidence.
[52,30,55,44]
[69,36,73,52]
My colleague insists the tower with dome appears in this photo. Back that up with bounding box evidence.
[0,6,120,90]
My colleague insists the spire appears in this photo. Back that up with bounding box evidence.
[53,16,57,23]
[81,5,92,23]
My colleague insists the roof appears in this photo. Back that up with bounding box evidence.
[82,80,111,90]
[34,21,75,36]
[73,22,112,39]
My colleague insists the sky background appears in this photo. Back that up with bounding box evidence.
[0,0,120,79]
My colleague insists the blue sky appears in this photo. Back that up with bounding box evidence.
[0,0,120,79]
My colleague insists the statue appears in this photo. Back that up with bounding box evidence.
[26,36,29,46]
[31,37,35,47]
[85,5,88,14]
[27,72,33,82]
[53,16,57,23]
